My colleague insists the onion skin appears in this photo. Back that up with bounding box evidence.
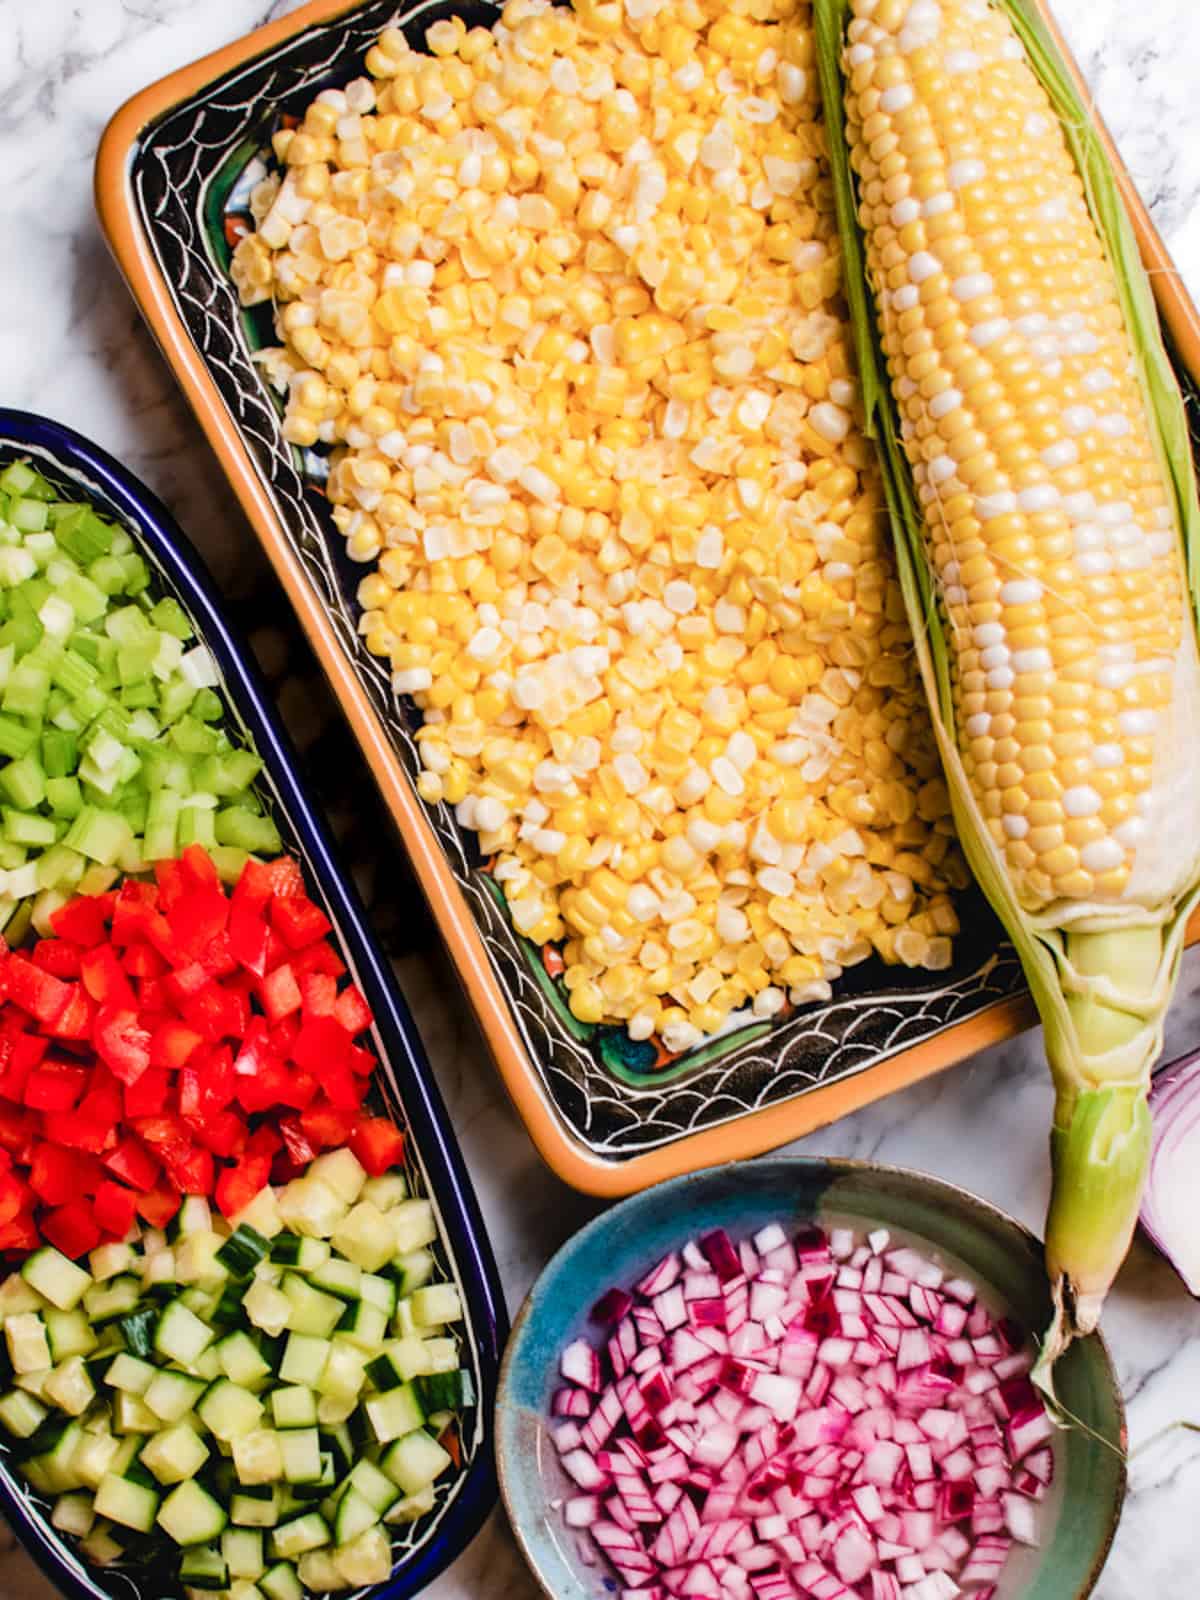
[1139,1051,1200,1296]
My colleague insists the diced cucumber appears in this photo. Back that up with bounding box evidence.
[218,1331,272,1388]
[105,1352,157,1395]
[144,1369,206,1424]
[154,1301,215,1367]
[118,1306,157,1358]
[157,1479,228,1546]
[51,1490,96,1539]
[281,1275,344,1339]
[195,1378,265,1443]
[309,1259,361,1302]
[6,1311,50,1373]
[335,1301,387,1352]
[333,1487,379,1548]
[384,1484,436,1525]
[332,1204,395,1273]
[113,1391,159,1434]
[21,1247,91,1311]
[231,1487,280,1528]
[0,1388,47,1438]
[415,1369,476,1414]
[72,1431,121,1489]
[270,1386,317,1429]
[84,1275,141,1322]
[296,1549,344,1592]
[270,1511,331,1560]
[180,1545,230,1591]
[0,1275,46,1318]
[361,1174,408,1212]
[43,1356,95,1416]
[260,1561,304,1600]
[223,1525,266,1580]
[279,1334,330,1388]
[345,1459,399,1516]
[140,1423,210,1485]
[230,1186,284,1242]
[269,1235,329,1272]
[80,1521,125,1565]
[176,1232,229,1288]
[388,1200,438,1255]
[381,1429,453,1496]
[307,1150,366,1207]
[316,1343,365,1403]
[422,1336,465,1376]
[244,1280,291,1338]
[277,1179,347,1241]
[45,1308,98,1362]
[410,1284,462,1329]
[364,1384,425,1446]
[217,1225,272,1280]
[94,1472,159,1533]
[359,1273,397,1316]
[233,1429,284,1486]
[142,1248,177,1288]
[333,1524,392,1586]
[316,1393,358,1427]
[279,1427,322,1485]
[392,1249,435,1298]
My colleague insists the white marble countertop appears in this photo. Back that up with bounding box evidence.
[1,0,1199,1595]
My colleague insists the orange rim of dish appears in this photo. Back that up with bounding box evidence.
[93,0,1200,1197]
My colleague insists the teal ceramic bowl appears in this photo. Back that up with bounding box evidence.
[497,1159,1125,1600]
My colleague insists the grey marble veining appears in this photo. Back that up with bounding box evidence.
[1,0,1199,1595]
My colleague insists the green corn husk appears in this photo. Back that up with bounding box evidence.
[814,0,1200,1385]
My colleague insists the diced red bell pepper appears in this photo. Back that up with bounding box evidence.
[349,1116,406,1177]
[300,972,337,1019]
[122,942,168,979]
[300,1097,359,1151]
[45,986,95,1041]
[290,1015,351,1076]
[135,1180,181,1229]
[181,844,220,891]
[123,1066,170,1119]
[153,857,189,912]
[51,1080,122,1152]
[137,978,170,1015]
[0,1212,39,1253]
[334,984,373,1037]
[180,1045,234,1119]
[168,885,229,962]
[80,945,137,1008]
[93,1180,139,1239]
[233,1016,272,1077]
[103,1137,160,1192]
[131,1115,194,1170]
[190,1110,246,1160]
[269,1016,300,1060]
[0,1103,34,1158]
[347,1043,376,1078]
[94,1006,152,1085]
[258,963,301,1023]
[276,1069,318,1110]
[324,1067,363,1112]
[164,1144,214,1196]
[0,1171,26,1230]
[215,1154,271,1219]
[291,941,346,979]
[49,896,109,948]
[236,1058,294,1115]
[29,1143,86,1205]
[265,856,305,898]
[234,858,275,911]
[166,962,211,1002]
[270,894,332,950]
[6,957,71,1026]
[42,1199,102,1258]
[150,1020,203,1074]
[0,1034,47,1102]
[109,880,159,944]
[182,983,245,1043]
[228,901,271,977]
[277,1115,318,1169]
[199,931,239,981]
[32,941,83,979]
[24,1060,89,1112]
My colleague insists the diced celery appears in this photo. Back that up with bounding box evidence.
[44,778,82,820]
[216,809,281,855]
[192,689,224,723]
[179,806,217,850]
[157,678,196,724]
[120,681,158,710]
[150,598,193,640]
[87,554,127,595]
[11,498,48,534]
[55,505,114,564]
[210,846,251,884]
[2,663,50,718]
[171,716,220,755]
[30,890,68,938]
[51,648,98,699]
[122,555,150,596]
[34,844,85,891]
[0,463,38,498]
[41,727,77,777]
[0,754,45,809]
[3,811,59,848]
[57,574,108,626]
[62,807,133,866]
[143,788,180,862]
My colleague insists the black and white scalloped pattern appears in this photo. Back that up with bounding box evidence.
[125,0,1027,1165]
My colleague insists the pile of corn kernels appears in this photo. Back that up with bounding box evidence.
[232,0,967,1053]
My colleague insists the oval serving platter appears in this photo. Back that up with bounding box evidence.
[0,408,507,1600]
[94,0,1200,1196]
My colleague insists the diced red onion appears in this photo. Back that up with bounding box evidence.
[550,1220,1048,1599]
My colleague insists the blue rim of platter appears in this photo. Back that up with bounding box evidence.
[0,407,507,1600]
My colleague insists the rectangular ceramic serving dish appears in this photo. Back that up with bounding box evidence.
[95,0,1200,1198]
[0,410,506,1600]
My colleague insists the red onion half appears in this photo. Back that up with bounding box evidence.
[1141,1050,1200,1295]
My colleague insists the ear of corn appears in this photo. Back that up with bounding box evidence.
[814,0,1200,1379]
